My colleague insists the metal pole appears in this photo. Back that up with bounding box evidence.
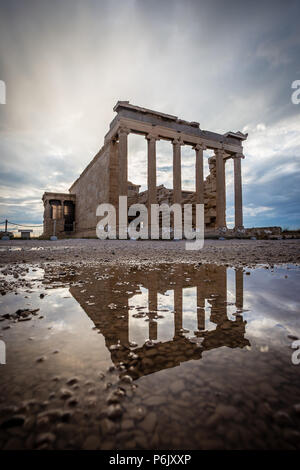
[5,219,7,234]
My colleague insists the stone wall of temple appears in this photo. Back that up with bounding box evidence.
[69,143,110,237]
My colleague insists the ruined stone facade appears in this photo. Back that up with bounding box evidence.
[42,101,247,238]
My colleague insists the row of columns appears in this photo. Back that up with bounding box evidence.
[145,267,244,341]
[117,126,244,230]
[44,199,73,219]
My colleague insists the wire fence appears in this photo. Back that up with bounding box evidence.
[0,220,44,238]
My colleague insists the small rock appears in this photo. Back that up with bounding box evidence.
[145,395,166,406]
[82,435,100,450]
[292,403,300,414]
[36,356,46,363]
[120,375,133,384]
[170,379,185,394]
[132,406,147,421]
[106,392,120,405]
[0,415,25,429]
[66,377,79,386]
[107,404,123,420]
[36,432,56,446]
[18,316,32,322]
[122,419,134,430]
[274,411,292,426]
[99,418,117,435]
[60,388,73,400]
[214,404,237,420]
[67,398,79,407]
[140,412,157,433]
[288,335,299,341]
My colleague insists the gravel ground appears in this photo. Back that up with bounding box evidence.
[0,238,300,268]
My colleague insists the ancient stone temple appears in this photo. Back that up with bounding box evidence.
[42,101,247,238]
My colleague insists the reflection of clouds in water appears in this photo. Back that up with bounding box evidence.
[128,287,177,345]
[204,299,217,332]
[129,287,149,347]
[42,289,97,335]
[182,287,197,337]
[238,266,300,342]
[157,290,174,343]
[246,317,284,338]
[157,290,173,312]
[3,283,113,375]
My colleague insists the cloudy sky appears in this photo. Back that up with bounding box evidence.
[0,0,299,232]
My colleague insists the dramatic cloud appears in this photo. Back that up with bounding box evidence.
[0,0,299,233]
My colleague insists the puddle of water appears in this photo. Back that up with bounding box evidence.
[0,247,22,252]
[0,263,300,450]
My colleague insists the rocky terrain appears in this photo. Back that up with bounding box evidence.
[0,238,299,269]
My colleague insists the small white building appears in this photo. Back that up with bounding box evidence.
[18,229,33,239]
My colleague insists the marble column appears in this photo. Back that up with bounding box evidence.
[172,137,183,204]
[44,200,51,219]
[215,149,226,229]
[146,134,158,231]
[194,143,206,204]
[118,127,130,196]
[118,127,130,238]
[234,154,244,229]
[109,138,119,208]
[223,158,226,217]
[43,199,51,235]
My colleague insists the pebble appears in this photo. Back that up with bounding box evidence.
[122,419,134,430]
[23,417,35,431]
[214,404,237,420]
[274,411,292,426]
[0,415,25,429]
[60,388,73,400]
[67,398,79,407]
[107,404,123,420]
[139,412,157,433]
[66,377,79,386]
[82,435,100,450]
[292,404,300,414]
[170,379,185,394]
[99,418,118,435]
[121,375,133,384]
[36,432,56,446]
[36,356,46,363]
[106,392,121,405]
[144,395,166,406]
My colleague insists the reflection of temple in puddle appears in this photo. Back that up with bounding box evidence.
[69,264,250,379]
